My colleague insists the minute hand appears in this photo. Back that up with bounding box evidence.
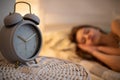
[26,33,36,42]
[17,35,26,42]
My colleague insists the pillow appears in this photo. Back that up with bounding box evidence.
[40,30,80,61]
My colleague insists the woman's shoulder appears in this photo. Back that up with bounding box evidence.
[111,19,120,38]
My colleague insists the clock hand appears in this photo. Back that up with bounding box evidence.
[17,35,26,42]
[26,33,36,42]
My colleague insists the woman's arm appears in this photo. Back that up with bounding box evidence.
[79,45,120,72]
[92,50,120,72]
[98,46,120,56]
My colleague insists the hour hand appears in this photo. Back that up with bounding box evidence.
[17,35,26,42]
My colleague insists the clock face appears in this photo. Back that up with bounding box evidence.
[13,24,41,59]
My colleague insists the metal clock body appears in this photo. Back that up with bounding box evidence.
[0,20,42,63]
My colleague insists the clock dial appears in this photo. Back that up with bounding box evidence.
[26,35,38,57]
[13,24,40,59]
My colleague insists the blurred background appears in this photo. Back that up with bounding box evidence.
[39,0,120,32]
[0,0,120,32]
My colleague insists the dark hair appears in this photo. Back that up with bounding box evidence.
[69,25,106,60]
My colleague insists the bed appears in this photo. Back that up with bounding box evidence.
[0,25,119,80]
[40,26,120,80]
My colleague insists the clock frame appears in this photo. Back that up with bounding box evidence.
[0,20,42,63]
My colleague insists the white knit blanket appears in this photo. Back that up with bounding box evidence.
[0,57,90,80]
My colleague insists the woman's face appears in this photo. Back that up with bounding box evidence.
[76,27,102,46]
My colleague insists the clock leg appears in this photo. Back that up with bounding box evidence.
[15,61,22,68]
[34,59,37,64]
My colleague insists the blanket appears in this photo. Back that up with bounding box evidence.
[0,57,90,80]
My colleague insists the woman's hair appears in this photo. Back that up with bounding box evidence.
[69,25,107,60]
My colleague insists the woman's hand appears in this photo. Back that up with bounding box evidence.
[111,19,120,37]
[79,44,120,56]
[78,44,98,54]
[97,46,120,55]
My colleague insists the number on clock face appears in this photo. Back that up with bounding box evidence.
[13,24,39,59]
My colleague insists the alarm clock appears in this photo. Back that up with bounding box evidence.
[0,1,42,64]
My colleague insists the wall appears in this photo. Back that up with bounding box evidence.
[39,0,120,32]
[0,0,15,31]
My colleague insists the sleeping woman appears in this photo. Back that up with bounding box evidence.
[69,19,120,72]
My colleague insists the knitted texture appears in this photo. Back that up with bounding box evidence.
[0,57,90,80]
